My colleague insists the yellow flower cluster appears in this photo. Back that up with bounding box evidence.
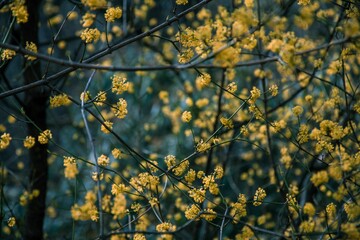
[344,202,360,220]
[111,75,129,94]
[196,73,211,89]
[23,136,35,149]
[38,129,52,144]
[176,0,188,5]
[81,0,106,10]
[181,111,192,122]
[7,217,16,228]
[50,94,71,108]
[1,49,16,61]
[81,12,96,27]
[0,133,12,150]
[25,41,37,61]
[268,84,278,96]
[298,0,311,6]
[253,187,266,206]
[97,154,110,166]
[196,139,211,152]
[130,172,159,193]
[105,7,122,22]
[10,0,28,23]
[172,160,189,176]
[341,223,360,239]
[297,124,309,143]
[111,148,122,159]
[94,91,106,106]
[286,193,298,209]
[249,86,261,104]
[310,170,329,187]
[71,191,99,221]
[202,175,219,195]
[326,202,336,218]
[220,117,234,129]
[292,105,303,116]
[63,156,78,179]
[19,189,39,206]
[303,202,315,217]
[111,193,127,219]
[231,194,247,223]
[100,121,113,134]
[185,204,200,220]
[299,220,315,233]
[156,221,176,232]
[80,28,100,43]
[111,183,128,195]
[113,98,128,118]
[164,154,176,169]
[184,169,196,183]
[188,188,206,203]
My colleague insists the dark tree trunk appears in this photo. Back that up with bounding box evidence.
[20,1,48,239]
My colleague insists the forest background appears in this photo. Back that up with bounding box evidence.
[0,0,360,239]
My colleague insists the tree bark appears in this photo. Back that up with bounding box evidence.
[20,1,48,239]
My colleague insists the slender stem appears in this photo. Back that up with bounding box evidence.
[80,70,104,238]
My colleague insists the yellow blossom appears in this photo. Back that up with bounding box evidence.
[0,133,12,150]
[63,156,78,179]
[7,217,16,227]
[94,91,106,106]
[231,194,247,223]
[113,98,128,119]
[80,28,100,43]
[176,0,188,5]
[292,106,303,116]
[299,220,315,233]
[303,202,315,217]
[1,49,16,61]
[10,0,28,23]
[164,155,176,169]
[310,170,329,187]
[25,41,37,61]
[50,94,71,108]
[220,117,234,129]
[341,223,360,239]
[253,187,266,206]
[326,203,336,218]
[181,111,192,122]
[298,0,311,6]
[185,204,201,220]
[111,148,122,159]
[80,12,96,27]
[172,160,189,176]
[156,222,176,232]
[38,129,52,144]
[196,73,211,89]
[149,197,159,207]
[112,75,128,94]
[111,183,127,195]
[81,0,106,10]
[202,208,216,221]
[249,86,261,104]
[23,136,35,149]
[214,165,224,179]
[185,169,196,183]
[105,7,122,22]
[97,154,110,166]
[268,84,278,96]
[189,188,206,203]
[196,139,211,152]
[344,202,360,220]
[101,121,113,134]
